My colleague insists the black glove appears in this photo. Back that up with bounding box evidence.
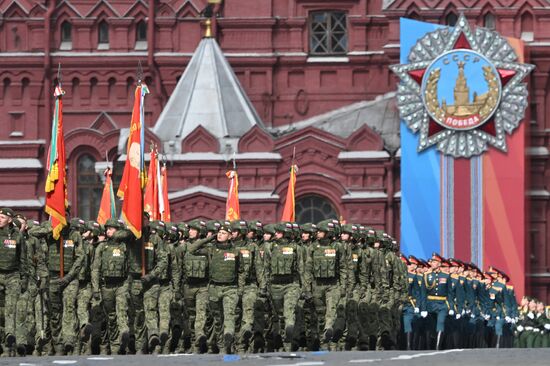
[141,274,154,284]
[174,291,182,302]
[302,291,312,301]
[340,288,347,298]
[20,279,28,294]
[259,287,268,297]
[58,277,70,289]
[92,290,101,302]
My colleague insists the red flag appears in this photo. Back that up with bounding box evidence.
[225,170,240,221]
[160,163,171,222]
[143,148,160,221]
[281,164,298,222]
[45,85,68,240]
[117,84,149,238]
[97,168,116,225]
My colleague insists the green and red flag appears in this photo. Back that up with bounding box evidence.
[117,84,149,238]
[45,84,68,240]
[97,167,116,225]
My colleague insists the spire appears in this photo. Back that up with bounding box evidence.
[153,35,266,154]
[204,18,212,38]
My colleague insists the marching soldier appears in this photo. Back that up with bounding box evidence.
[424,254,455,350]
[186,222,246,354]
[305,220,347,350]
[266,222,306,352]
[91,218,131,355]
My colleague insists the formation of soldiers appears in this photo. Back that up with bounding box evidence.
[0,206,541,357]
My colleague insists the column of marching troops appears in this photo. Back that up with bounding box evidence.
[0,207,549,357]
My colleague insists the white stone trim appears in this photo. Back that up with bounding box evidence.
[0,158,42,169]
[341,191,387,199]
[0,198,44,207]
[338,151,390,160]
[168,185,279,200]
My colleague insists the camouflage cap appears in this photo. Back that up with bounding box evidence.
[248,220,263,233]
[206,220,221,232]
[316,219,335,232]
[188,219,207,231]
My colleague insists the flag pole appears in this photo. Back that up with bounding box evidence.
[137,61,146,277]
[57,63,65,279]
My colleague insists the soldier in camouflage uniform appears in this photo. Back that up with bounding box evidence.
[27,221,50,356]
[305,220,347,351]
[178,219,211,353]
[76,221,103,355]
[141,220,168,354]
[266,222,306,352]
[159,224,181,354]
[186,223,246,354]
[341,224,362,350]
[357,228,387,350]
[91,218,131,355]
[232,220,266,353]
[43,220,84,356]
[13,215,36,356]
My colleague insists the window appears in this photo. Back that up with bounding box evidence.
[309,11,347,55]
[295,195,338,225]
[60,21,72,50]
[446,13,458,26]
[135,20,147,50]
[77,154,103,220]
[484,13,496,30]
[98,21,109,49]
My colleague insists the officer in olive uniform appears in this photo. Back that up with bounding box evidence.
[424,254,455,350]
[186,223,246,354]
[91,218,131,355]
[305,220,347,350]
[266,222,306,352]
[402,256,427,350]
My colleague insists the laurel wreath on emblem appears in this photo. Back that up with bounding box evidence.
[390,14,534,157]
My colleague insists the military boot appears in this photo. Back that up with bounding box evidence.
[224,333,234,354]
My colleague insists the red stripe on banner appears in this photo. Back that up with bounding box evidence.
[483,38,526,299]
[454,159,471,262]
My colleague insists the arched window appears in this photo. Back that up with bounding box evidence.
[295,195,338,225]
[60,21,72,50]
[98,21,109,49]
[77,154,103,220]
[309,11,348,55]
[446,13,458,27]
[484,13,496,30]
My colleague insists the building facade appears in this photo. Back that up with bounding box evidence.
[0,0,549,299]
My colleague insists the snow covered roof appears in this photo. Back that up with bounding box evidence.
[153,37,266,154]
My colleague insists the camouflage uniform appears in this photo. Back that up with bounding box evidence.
[305,220,347,350]
[186,223,246,354]
[266,222,306,352]
[0,210,27,356]
[142,221,168,353]
[91,219,131,355]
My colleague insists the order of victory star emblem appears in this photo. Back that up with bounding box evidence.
[391,14,534,158]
